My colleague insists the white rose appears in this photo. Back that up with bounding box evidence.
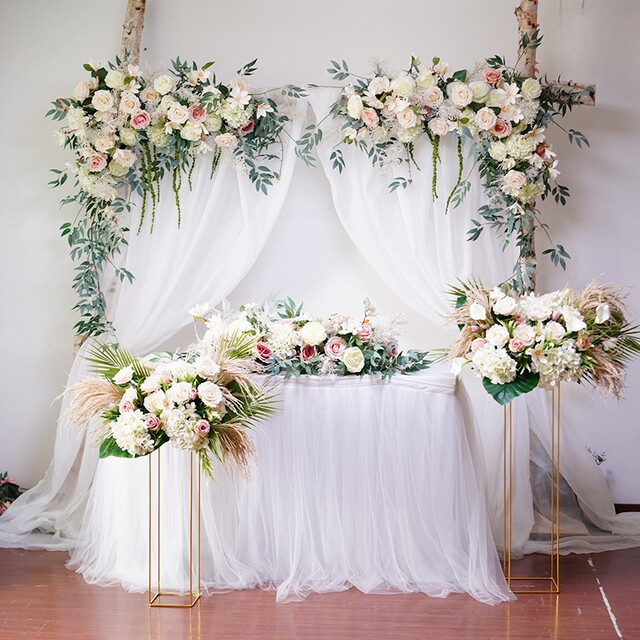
[197,381,224,409]
[140,87,159,104]
[428,117,451,136]
[448,82,473,107]
[144,390,170,413]
[416,70,437,89]
[113,365,134,385]
[231,78,249,94]
[347,94,364,119]
[300,321,327,347]
[470,81,491,102]
[469,302,487,321]
[521,77,542,100]
[502,170,527,196]
[489,141,508,162]
[140,375,161,395]
[195,356,220,380]
[215,133,237,149]
[205,114,222,133]
[114,148,136,168]
[153,74,174,96]
[167,381,193,405]
[91,90,114,112]
[493,295,517,316]
[397,107,418,129]
[544,321,566,342]
[167,102,189,124]
[390,74,415,98]
[93,135,115,153]
[513,323,536,347]
[474,107,497,131]
[422,86,444,108]
[343,346,365,373]
[368,76,390,95]
[120,128,138,146]
[595,303,611,324]
[180,122,202,141]
[486,89,507,108]
[73,81,90,101]
[119,91,140,114]
[485,324,510,348]
[105,70,126,90]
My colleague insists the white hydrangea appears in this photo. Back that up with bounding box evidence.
[163,405,208,451]
[529,342,582,388]
[111,409,154,456]
[267,322,301,358]
[219,102,251,128]
[471,345,517,385]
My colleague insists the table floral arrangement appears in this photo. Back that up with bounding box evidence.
[0,472,23,516]
[64,319,276,477]
[192,297,430,379]
[447,281,640,405]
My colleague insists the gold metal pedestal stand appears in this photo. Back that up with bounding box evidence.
[503,386,560,594]
[148,448,201,608]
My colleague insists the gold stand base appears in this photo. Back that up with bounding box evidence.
[503,387,561,595]
[148,448,202,608]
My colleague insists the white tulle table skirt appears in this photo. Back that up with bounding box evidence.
[68,367,512,604]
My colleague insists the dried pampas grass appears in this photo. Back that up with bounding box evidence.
[61,378,123,429]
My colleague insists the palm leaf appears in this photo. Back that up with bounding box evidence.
[84,342,149,381]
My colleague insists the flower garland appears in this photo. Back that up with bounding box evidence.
[48,56,299,337]
[320,40,591,291]
[447,281,640,405]
[192,297,430,379]
[64,313,276,478]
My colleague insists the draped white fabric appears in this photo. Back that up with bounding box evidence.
[308,87,640,556]
[0,99,305,549]
[68,368,513,605]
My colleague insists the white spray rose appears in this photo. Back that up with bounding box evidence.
[120,127,138,146]
[390,74,415,98]
[416,70,437,89]
[342,346,365,373]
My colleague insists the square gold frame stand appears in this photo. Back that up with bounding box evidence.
[503,386,560,594]
[148,448,202,608]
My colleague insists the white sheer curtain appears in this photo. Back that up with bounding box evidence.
[0,100,305,549]
[308,87,640,555]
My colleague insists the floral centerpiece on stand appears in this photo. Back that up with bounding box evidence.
[192,298,430,379]
[447,281,640,404]
[64,315,276,478]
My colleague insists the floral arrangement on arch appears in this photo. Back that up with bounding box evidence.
[317,34,591,291]
[447,281,640,405]
[48,55,301,337]
[191,297,430,379]
[64,316,277,478]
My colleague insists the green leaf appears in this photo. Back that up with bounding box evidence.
[99,436,134,459]
[482,371,540,405]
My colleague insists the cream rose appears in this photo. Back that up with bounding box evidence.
[485,324,509,348]
[470,81,491,102]
[390,74,415,98]
[180,122,203,141]
[144,390,171,413]
[73,81,90,101]
[153,74,174,95]
[197,381,224,409]
[416,70,437,89]
[493,295,517,316]
[108,160,128,177]
[167,102,189,124]
[544,321,566,342]
[474,107,497,131]
[195,356,220,380]
[215,133,237,149]
[347,94,364,119]
[342,346,365,373]
[140,375,161,395]
[105,70,126,90]
[486,89,507,108]
[167,381,192,405]
[120,127,138,146]
[205,114,222,133]
[428,117,450,136]
[119,91,140,114]
[502,170,527,196]
[300,321,327,346]
[521,77,542,100]
[361,107,379,128]
[91,90,114,112]
[140,87,160,104]
[448,82,473,107]
[513,323,536,347]
[93,135,115,153]
[422,85,444,107]
[368,76,390,96]
[397,107,418,129]
[114,148,136,168]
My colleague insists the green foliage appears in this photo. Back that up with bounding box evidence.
[327,59,350,81]
[84,342,150,380]
[482,371,540,405]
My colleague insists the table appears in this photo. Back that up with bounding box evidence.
[68,366,512,604]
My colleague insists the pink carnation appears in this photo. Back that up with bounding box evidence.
[131,110,151,130]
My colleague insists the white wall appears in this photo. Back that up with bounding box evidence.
[1,0,639,501]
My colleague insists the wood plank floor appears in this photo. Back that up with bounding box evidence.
[1,548,638,639]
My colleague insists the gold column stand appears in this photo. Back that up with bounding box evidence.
[148,448,201,608]
[503,386,560,594]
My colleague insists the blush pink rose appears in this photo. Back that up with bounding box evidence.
[357,324,373,342]
[239,119,255,135]
[470,338,487,353]
[492,119,511,138]
[189,387,198,400]
[361,107,379,128]
[300,344,316,361]
[195,419,210,435]
[188,104,207,123]
[120,401,134,413]
[484,69,502,85]
[256,343,273,361]
[576,335,591,351]
[145,414,161,431]
[324,336,347,360]
[131,110,151,130]
[87,154,107,172]
[509,338,525,353]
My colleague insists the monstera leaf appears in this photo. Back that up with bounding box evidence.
[482,371,540,405]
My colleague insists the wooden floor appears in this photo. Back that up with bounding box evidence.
[0,548,638,639]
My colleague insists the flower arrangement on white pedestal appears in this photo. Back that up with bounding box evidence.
[48,56,300,337]
[192,298,430,379]
[447,281,640,404]
[64,318,276,477]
